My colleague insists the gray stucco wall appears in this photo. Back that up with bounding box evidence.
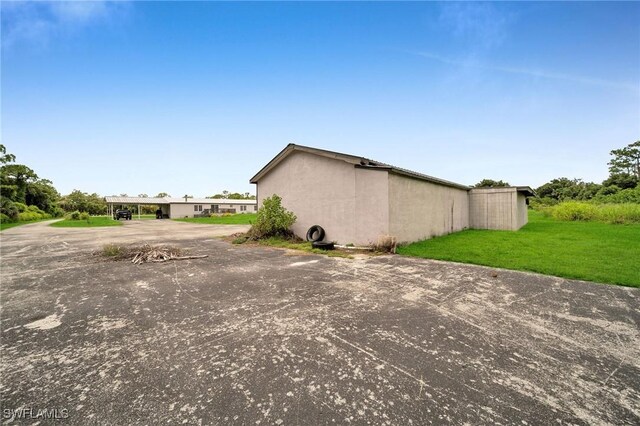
[516,193,528,229]
[469,188,528,230]
[388,174,470,244]
[256,150,529,244]
[258,151,369,244]
[355,167,390,245]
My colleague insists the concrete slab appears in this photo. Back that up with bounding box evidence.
[1,221,638,424]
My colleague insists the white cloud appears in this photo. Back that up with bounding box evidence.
[438,2,512,49]
[1,1,129,48]
[415,51,639,93]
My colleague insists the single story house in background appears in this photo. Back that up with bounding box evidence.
[250,144,534,245]
[104,197,257,219]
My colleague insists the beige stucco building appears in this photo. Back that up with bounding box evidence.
[104,197,257,219]
[250,144,534,245]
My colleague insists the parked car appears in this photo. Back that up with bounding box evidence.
[114,209,132,220]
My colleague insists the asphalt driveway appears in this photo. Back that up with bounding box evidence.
[1,220,638,424]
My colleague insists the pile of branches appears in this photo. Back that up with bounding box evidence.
[100,244,207,264]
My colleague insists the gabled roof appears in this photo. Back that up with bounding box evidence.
[249,143,470,190]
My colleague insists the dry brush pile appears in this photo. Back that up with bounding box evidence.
[99,243,207,264]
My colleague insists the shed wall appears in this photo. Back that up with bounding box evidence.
[388,174,469,243]
[468,188,528,230]
[257,151,363,244]
[516,193,528,229]
[355,167,390,245]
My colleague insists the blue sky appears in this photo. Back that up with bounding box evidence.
[2,1,639,197]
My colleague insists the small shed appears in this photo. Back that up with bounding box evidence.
[469,187,535,230]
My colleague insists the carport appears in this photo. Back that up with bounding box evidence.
[104,196,170,220]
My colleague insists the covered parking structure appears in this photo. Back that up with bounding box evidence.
[104,196,258,219]
[104,196,170,219]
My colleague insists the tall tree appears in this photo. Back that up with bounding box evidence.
[0,164,39,203]
[0,144,16,164]
[608,140,640,179]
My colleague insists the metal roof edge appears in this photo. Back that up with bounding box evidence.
[251,144,471,191]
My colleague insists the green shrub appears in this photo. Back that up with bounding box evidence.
[0,199,19,220]
[102,244,123,257]
[80,212,90,221]
[232,235,249,244]
[0,213,14,223]
[528,197,559,211]
[248,194,296,239]
[550,202,598,222]
[14,202,28,212]
[51,207,65,218]
[547,202,640,224]
[594,186,640,204]
[69,210,82,220]
[596,204,640,224]
[17,211,50,221]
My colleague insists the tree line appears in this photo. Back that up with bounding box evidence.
[474,140,640,205]
[0,145,257,222]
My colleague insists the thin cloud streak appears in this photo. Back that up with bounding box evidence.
[415,51,639,93]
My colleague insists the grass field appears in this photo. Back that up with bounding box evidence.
[0,219,51,231]
[50,216,123,227]
[174,213,257,225]
[398,211,640,287]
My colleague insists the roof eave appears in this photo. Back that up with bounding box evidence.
[250,144,296,184]
[515,186,536,197]
[387,169,470,190]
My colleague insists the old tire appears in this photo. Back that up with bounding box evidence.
[312,241,334,250]
[306,225,325,242]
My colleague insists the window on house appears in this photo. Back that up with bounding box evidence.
[254,205,258,211]
[211,205,219,213]
[194,205,198,212]
[240,205,246,212]
[198,205,202,211]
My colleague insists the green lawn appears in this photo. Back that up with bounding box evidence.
[174,213,257,225]
[50,216,123,227]
[0,219,51,231]
[398,211,640,287]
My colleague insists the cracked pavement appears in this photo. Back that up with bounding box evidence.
[1,220,639,425]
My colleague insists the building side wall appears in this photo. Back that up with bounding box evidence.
[469,192,488,229]
[354,167,390,245]
[469,188,528,230]
[516,193,528,229]
[257,151,359,244]
[388,174,469,243]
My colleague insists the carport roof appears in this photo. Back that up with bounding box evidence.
[104,196,257,205]
[104,196,169,204]
[250,143,471,190]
